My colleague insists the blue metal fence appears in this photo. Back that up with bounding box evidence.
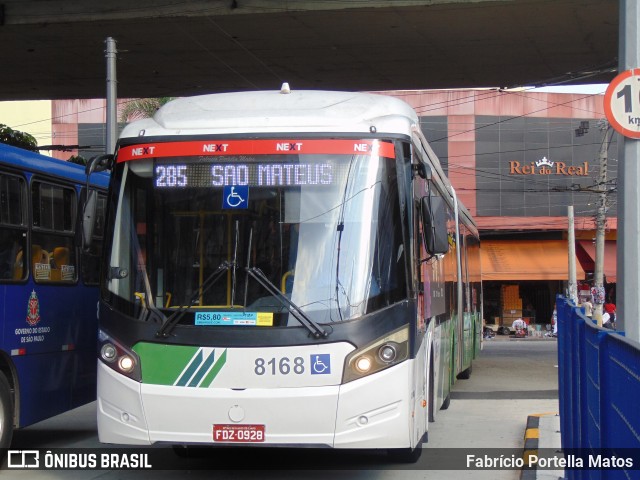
[557,295,640,479]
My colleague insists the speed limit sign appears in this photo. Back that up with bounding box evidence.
[604,68,640,138]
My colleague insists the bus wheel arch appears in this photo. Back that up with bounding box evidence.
[0,353,18,449]
[0,370,14,449]
[387,431,425,464]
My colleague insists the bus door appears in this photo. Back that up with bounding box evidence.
[164,210,251,309]
[460,228,473,371]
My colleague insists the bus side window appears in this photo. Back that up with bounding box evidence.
[0,172,27,281]
[31,244,51,280]
[13,249,24,279]
[50,246,71,281]
[31,180,77,283]
[0,230,24,280]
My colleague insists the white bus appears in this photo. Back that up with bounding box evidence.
[91,86,482,462]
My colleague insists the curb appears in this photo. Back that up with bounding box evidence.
[521,412,558,480]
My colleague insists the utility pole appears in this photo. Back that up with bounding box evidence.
[617,0,640,341]
[105,37,118,155]
[568,206,578,305]
[592,121,613,326]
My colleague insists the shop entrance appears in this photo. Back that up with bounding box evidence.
[483,280,561,334]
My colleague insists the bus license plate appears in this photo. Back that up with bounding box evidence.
[213,424,265,443]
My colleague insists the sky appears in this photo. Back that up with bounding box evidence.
[531,84,608,94]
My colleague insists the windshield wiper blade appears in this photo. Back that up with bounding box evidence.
[155,261,231,338]
[245,267,328,339]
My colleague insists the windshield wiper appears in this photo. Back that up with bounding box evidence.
[155,261,232,338]
[245,267,328,339]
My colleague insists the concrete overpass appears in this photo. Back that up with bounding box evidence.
[0,0,618,101]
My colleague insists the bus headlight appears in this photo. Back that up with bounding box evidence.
[354,355,373,373]
[343,326,409,383]
[118,355,136,373]
[378,343,398,363]
[100,343,117,362]
[98,330,142,382]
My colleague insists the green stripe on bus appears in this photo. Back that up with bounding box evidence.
[187,349,217,387]
[133,343,200,385]
[200,349,227,388]
[177,349,204,386]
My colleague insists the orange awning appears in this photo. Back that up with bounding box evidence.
[577,240,617,283]
[481,240,585,281]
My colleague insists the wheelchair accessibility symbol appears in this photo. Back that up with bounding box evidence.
[223,185,249,209]
[310,354,331,375]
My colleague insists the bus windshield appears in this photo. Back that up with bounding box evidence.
[106,141,407,327]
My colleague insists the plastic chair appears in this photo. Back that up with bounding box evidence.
[13,250,24,280]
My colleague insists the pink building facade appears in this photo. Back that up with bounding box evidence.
[51,90,616,326]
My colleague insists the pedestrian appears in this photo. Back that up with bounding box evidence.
[604,301,616,329]
[512,318,527,337]
[602,310,614,329]
[581,297,593,318]
[551,307,558,336]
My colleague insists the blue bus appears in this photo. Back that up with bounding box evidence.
[0,142,109,449]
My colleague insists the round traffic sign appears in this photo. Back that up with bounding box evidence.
[604,68,640,139]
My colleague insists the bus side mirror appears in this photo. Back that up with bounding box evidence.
[85,154,113,176]
[82,154,112,251]
[82,189,98,252]
[421,195,449,255]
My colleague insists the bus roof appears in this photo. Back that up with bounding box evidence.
[119,89,419,139]
[0,142,109,188]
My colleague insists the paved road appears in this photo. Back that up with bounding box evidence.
[3,337,559,479]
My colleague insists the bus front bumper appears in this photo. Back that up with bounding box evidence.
[97,360,415,449]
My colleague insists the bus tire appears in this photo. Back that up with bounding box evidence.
[0,372,14,450]
[387,445,422,463]
[457,364,472,380]
[440,392,451,410]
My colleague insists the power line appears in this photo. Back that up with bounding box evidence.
[2,69,616,205]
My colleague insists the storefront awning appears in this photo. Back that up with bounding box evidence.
[576,240,617,283]
[481,240,585,281]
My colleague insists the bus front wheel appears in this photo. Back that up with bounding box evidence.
[457,364,472,380]
[387,445,423,463]
[0,372,14,450]
[440,392,451,410]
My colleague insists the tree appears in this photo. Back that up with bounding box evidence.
[119,97,175,123]
[67,155,87,166]
[0,124,37,151]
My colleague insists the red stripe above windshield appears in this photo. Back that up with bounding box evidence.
[116,139,395,162]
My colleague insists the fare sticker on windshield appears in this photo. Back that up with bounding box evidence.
[195,311,273,327]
